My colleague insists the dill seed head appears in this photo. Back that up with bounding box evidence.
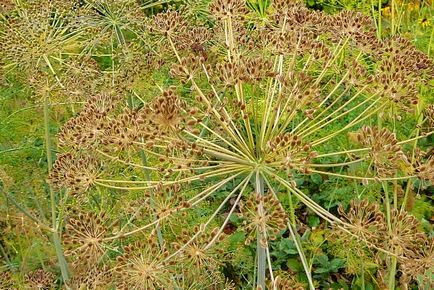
[0,270,13,289]
[399,238,434,286]
[356,126,409,177]
[25,269,56,290]
[415,157,434,183]
[240,191,288,245]
[151,11,186,36]
[209,0,247,20]
[63,211,109,268]
[338,199,386,245]
[66,265,112,290]
[115,237,172,289]
[386,209,426,256]
[150,88,186,132]
[50,153,101,195]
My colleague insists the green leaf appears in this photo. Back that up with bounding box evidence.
[278,239,298,255]
[307,215,320,228]
[330,258,345,271]
[287,258,303,272]
[310,173,323,185]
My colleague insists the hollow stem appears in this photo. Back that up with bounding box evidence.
[139,147,164,249]
[44,90,69,281]
[255,171,266,290]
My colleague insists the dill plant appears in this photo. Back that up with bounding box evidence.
[0,0,433,289]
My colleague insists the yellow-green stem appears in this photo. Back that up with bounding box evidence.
[44,92,69,281]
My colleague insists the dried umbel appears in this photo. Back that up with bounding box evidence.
[114,237,172,290]
[356,126,409,177]
[151,88,186,132]
[209,0,247,20]
[50,153,101,195]
[172,226,226,270]
[58,93,119,150]
[51,0,433,288]
[65,266,112,290]
[399,239,434,286]
[63,211,110,267]
[150,11,187,36]
[416,157,434,183]
[240,191,288,245]
[0,0,79,73]
[338,199,386,245]
[373,37,433,112]
[25,268,56,290]
[386,209,426,256]
[0,270,14,290]
[425,104,434,129]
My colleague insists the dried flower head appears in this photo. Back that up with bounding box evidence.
[0,270,14,289]
[50,153,101,195]
[25,269,56,290]
[416,157,434,184]
[399,238,434,286]
[173,226,225,269]
[114,236,172,290]
[240,191,288,245]
[150,88,186,131]
[425,104,434,129]
[0,0,79,73]
[209,0,247,20]
[356,126,409,177]
[50,0,434,288]
[65,265,112,290]
[386,209,426,256]
[63,211,110,267]
[338,199,386,245]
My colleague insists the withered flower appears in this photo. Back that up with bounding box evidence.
[0,270,14,289]
[25,269,56,290]
[338,199,386,245]
[386,209,426,256]
[399,238,434,286]
[240,191,288,245]
[356,126,409,177]
[114,237,172,290]
[50,153,101,195]
[150,88,186,132]
[416,157,434,184]
[65,265,112,290]
[209,0,247,20]
[63,211,110,268]
[173,226,224,269]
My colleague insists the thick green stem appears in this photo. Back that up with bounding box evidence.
[255,171,266,290]
[44,92,69,282]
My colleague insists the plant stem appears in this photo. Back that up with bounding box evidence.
[255,171,266,290]
[382,182,396,289]
[378,0,383,39]
[44,90,69,282]
[139,148,164,248]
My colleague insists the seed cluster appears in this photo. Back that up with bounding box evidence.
[240,191,288,246]
[115,236,172,289]
[63,211,109,268]
[356,126,409,177]
[50,153,101,195]
[338,199,386,245]
[25,268,56,290]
